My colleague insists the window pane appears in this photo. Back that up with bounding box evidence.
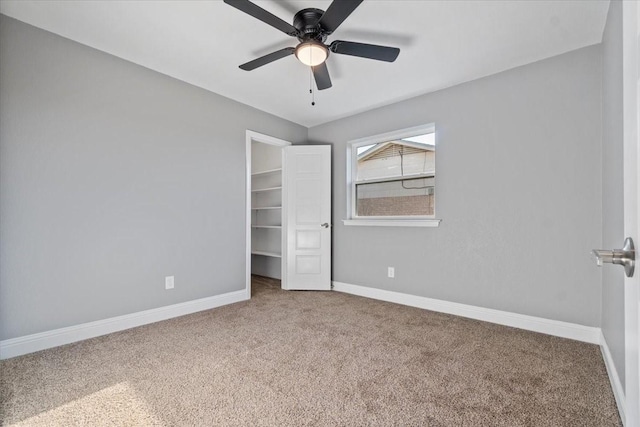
[355,132,435,216]
[356,176,434,216]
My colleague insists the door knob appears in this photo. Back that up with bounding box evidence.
[321,223,330,228]
[592,237,635,277]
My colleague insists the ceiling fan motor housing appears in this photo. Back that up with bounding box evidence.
[293,8,328,43]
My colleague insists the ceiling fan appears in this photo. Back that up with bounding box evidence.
[223,0,400,90]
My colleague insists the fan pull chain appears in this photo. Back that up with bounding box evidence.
[309,66,316,106]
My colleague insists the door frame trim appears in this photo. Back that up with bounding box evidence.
[245,130,292,299]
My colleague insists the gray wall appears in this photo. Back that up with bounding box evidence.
[0,15,307,340]
[0,12,611,342]
[309,45,603,327]
[601,0,625,387]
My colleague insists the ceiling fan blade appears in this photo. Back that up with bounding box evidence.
[318,0,363,34]
[329,40,400,62]
[313,62,332,90]
[239,47,295,71]
[224,0,299,37]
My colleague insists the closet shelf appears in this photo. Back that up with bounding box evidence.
[251,250,282,258]
[251,149,283,276]
[251,168,282,176]
[251,186,282,193]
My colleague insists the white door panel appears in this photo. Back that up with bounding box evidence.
[623,1,639,424]
[284,146,331,290]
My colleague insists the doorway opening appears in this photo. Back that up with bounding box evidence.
[245,131,291,298]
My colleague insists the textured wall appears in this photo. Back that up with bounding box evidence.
[0,15,306,340]
[309,45,603,327]
[0,11,610,344]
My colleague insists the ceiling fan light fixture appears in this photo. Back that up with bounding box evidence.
[295,41,328,67]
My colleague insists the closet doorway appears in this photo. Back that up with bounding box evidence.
[245,131,332,297]
[246,131,289,297]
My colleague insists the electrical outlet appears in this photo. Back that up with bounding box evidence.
[388,267,395,278]
[165,276,175,290]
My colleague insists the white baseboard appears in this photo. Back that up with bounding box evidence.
[0,289,248,360]
[600,332,626,424]
[332,281,601,344]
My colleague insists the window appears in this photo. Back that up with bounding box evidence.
[346,124,440,227]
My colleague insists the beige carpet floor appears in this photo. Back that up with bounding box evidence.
[1,276,621,426]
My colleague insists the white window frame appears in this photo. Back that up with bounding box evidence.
[344,124,441,227]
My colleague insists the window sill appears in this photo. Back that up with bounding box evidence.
[342,219,441,227]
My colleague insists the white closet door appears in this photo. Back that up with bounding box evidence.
[622,1,640,423]
[283,146,331,290]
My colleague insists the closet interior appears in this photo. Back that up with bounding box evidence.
[250,141,283,280]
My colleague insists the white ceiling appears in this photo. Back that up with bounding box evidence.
[0,0,610,127]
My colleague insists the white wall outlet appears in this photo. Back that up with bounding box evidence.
[165,276,175,290]
[387,267,395,278]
